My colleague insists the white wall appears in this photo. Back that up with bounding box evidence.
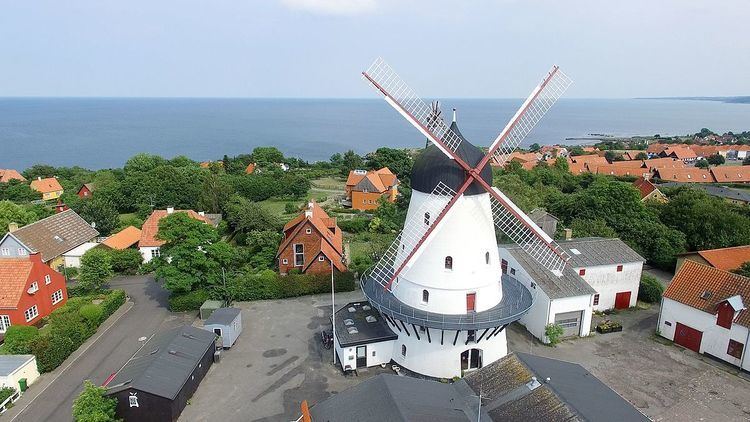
[498,248,593,343]
[0,356,40,390]
[334,338,395,371]
[139,247,160,263]
[393,191,503,314]
[575,261,642,311]
[659,298,750,371]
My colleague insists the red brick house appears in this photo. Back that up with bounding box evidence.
[277,201,346,275]
[0,252,67,333]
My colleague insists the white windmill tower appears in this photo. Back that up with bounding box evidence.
[360,58,572,378]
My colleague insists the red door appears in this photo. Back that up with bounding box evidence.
[614,291,631,310]
[466,293,476,312]
[674,322,703,353]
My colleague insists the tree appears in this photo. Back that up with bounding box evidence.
[635,152,648,160]
[529,143,541,152]
[0,180,39,202]
[695,159,709,169]
[365,147,414,180]
[78,248,114,291]
[370,197,405,233]
[732,262,750,278]
[198,173,233,214]
[604,151,623,162]
[72,380,118,422]
[250,146,285,164]
[224,195,280,234]
[108,249,143,275]
[155,213,227,294]
[77,198,119,236]
[339,150,364,176]
[0,201,40,236]
[707,154,725,166]
[569,218,617,238]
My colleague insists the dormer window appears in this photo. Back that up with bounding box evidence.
[424,212,430,226]
[444,256,453,270]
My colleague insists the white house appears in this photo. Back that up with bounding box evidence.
[559,237,645,311]
[499,245,595,342]
[659,260,750,371]
[333,301,397,372]
[62,242,100,268]
[0,355,40,391]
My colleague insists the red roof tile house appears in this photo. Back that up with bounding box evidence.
[659,146,698,163]
[710,166,750,184]
[277,201,346,275]
[0,169,26,183]
[658,261,750,371]
[633,177,667,202]
[676,245,750,273]
[652,168,715,183]
[138,208,216,263]
[345,168,399,211]
[30,177,64,201]
[0,252,67,334]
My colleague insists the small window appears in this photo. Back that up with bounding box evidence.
[485,251,490,265]
[0,248,9,256]
[401,344,407,357]
[467,330,476,342]
[444,256,453,270]
[0,315,10,333]
[305,228,312,234]
[424,212,430,226]
[18,248,27,256]
[45,274,51,285]
[151,248,161,258]
[294,244,304,266]
[593,294,600,306]
[510,268,516,276]
[616,265,623,272]
[318,255,325,262]
[129,394,139,408]
[579,268,586,276]
[282,258,288,264]
[728,339,744,359]
[28,282,38,293]
[51,289,64,305]
[422,290,429,303]
[24,305,39,322]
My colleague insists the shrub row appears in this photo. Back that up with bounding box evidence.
[3,289,126,373]
[337,217,370,234]
[168,289,210,312]
[228,270,356,302]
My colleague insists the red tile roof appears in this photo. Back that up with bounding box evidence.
[642,157,684,170]
[662,146,697,160]
[664,260,750,327]
[710,166,750,183]
[0,169,26,183]
[346,168,398,194]
[30,177,63,194]
[632,177,657,199]
[277,201,344,269]
[653,168,714,183]
[139,210,214,248]
[0,258,33,308]
[593,164,649,178]
[691,245,750,272]
[102,226,142,250]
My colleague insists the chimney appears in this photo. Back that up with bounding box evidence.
[37,176,42,181]
[304,201,314,218]
[167,207,174,214]
[452,108,457,123]
[564,228,572,241]
[198,211,205,216]
[29,252,43,264]
[8,222,19,233]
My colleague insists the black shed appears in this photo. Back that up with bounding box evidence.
[105,325,217,422]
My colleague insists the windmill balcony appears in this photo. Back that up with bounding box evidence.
[360,271,534,331]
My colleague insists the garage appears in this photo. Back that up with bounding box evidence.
[674,322,702,353]
[555,311,583,337]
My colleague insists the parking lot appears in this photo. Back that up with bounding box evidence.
[183,291,750,422]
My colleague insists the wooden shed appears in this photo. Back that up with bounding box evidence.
[202,307,242,349]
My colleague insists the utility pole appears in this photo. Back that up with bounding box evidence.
[330,257,336,365]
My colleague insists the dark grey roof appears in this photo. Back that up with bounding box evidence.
[10,209,99,262]
[463,353,648,422]
[502,245,596,299]
[204,213,222,227]
[310,373,489,422]
[204,307,241,326]
[0,355,35,377]
[411,121,492,196]
[515,353,649,422]
[560,237,644,267]
[661,182,750,203]
[334,301,397,347]
[528,208,560,222]
[106,325,216,400]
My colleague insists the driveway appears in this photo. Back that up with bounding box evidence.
[180,290,390,422]
[5,275,193,422]
[507,306,750,421]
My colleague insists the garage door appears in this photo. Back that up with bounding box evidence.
[555,311,583,337]
[674,322,702,353]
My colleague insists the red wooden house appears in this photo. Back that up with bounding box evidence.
[77,183,95,198]
[277,201,346,275]
[0,252,67,334]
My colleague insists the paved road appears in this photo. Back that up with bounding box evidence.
[7,275,191,422]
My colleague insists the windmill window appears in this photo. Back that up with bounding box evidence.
[485,252,490,265]
[616,265,623,272]
[424,212,431,226]
[579,268,586,276]
[444,256,453,270]
[401,345,407,357]
[422,290,429,303]
[510,268,516,275]
[593,294,600,306]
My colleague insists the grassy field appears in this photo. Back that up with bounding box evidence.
[258,176,348,219]
[310,176,346,191]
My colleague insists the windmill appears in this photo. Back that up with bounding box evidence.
[361,58,573,293]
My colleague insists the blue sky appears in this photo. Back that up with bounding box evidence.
[1,0,748,98]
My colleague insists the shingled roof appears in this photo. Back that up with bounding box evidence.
[105,325,216,400]
[5,210,99,262]
[679,245,750,272]
[664,260,750,328]
[29,177,63,194]
[0,259,34,308]
[559,237,644,267]
[710,166,750,184]
[502,245,595,299]
[102,226,142,250]
[0,169,26,183]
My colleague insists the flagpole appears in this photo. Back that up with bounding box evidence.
[331,257,336,365]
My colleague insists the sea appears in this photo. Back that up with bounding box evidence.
[1,98,749,170]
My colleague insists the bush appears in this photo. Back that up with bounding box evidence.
[4,326,40,354]
[284,202,298,214]
[227,270,356,302]
[73,380,118,422]
[338,217,370,234]
[100,290,126,318]
[31,334,75,373]
[108,248,143,275]
[0,387,16,404]
[545,323,564,346]
[638,274,664,303]
[169,289,210,312]
[79,304,104,326]
[78,248,114,292]
[63,267,79,280]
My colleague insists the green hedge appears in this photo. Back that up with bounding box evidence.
[337,218,370,234]
[108,249,143,275]
[100,290,126,318]
[4,326,40,355]
[168,289,210,312]
[227,270,356,302]
[638,274,664,303]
